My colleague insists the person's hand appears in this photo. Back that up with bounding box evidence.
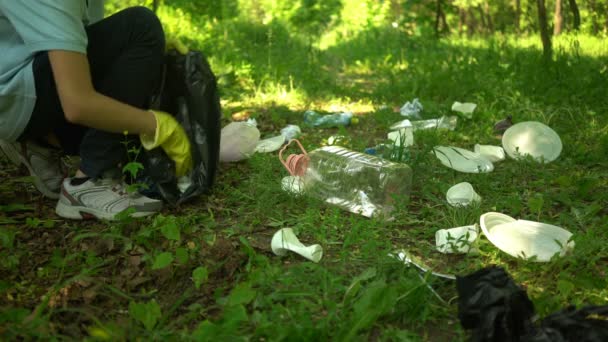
[140,110,192,177]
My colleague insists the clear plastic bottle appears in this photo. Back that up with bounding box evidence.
[303,110,352,128]
[280,141,413,217]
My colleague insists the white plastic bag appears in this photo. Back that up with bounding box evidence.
[219,122,260,162]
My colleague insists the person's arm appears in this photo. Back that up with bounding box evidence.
[49,50,156,136]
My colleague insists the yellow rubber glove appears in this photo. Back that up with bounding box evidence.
[140,110,193,177]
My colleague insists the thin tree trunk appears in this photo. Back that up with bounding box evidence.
[554,0,564,35]
[484,2,494,33]
[477,6,487,33]
[152,0,160,13]
[459,7,466,35]
[467,8,477,35]
[568,0,580,30]
[589,0,599,34]
[537,0,552,59]
[440,6,449,34]
[434,0,449,36]
[514,0,521,33]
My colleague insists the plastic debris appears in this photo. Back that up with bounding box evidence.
[446,182,482,207]
[389,119,413,131]
[280,124,302,142]
[255,135,285,153]
[271,228,323,263]
[530,305,608,341]
[392,250,456,280]
[279,140,413,218]
[303,110,353,128]
[435,225,478,254]
[399,98,423,118]
[219,121,260,162]
[479,212,574,262]
[451,102,477,119]
[502,121,562,163]
[474,144,505,162]
[281,175,303,195]
[457,266,536,342]
[387,128,414,147]
[433,146,494,173]
[458,266,608,341]
[411,115,458,131]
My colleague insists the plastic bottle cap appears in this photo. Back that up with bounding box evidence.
[284,153,309,176]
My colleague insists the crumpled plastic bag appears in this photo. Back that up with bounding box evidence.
[399,98,423,118]
[525,305,608,342]
[219,122,260,162]
[457,266,535,342]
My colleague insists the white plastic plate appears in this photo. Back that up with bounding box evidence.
[479,212,574,262]
[502,121,562,163]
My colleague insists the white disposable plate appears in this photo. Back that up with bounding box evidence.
[433,146,494,173]
[479,212,574,262]
[502,121,562,163]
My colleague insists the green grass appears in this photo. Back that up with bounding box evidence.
[1,3,608,341]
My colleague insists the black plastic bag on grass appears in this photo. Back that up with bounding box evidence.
[456,266,536,342]
[524,305,608,342]
[143,49,221,205]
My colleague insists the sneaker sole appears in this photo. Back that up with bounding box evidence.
[55,200,156,221]
[0,140,60,199]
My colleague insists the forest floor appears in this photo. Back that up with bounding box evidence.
[2,12,608,341]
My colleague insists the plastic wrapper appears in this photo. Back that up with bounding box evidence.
[457,266,536,342]
[219,122,260,161]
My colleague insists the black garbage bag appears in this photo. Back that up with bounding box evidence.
[456,266,536,342]
[143,49,221,205]
[524,305,608,342]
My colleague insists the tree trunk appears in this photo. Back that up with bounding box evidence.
[568,0,581,30]
[467,8,477,35]
[484,1,494,33]
[537,0,552,59]
[514,0,521,32]
[434,0,449,36]
[477,6,487,33]
[459,7,466,35]
[152,0,160,13]
[554,0,563,35]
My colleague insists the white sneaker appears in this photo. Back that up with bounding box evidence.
[0,140,65,199]
[55,178,163,220]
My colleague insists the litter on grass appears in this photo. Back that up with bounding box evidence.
[392,250,456,280]
[435,225,478,254]
[255,134,285,153]
[446,182,481,207]
[399,98,423,118]
[433,146,494,173]
[389,119,413,131]
[473,144,505,162]
[280,124,301,142]
[479,212,574,262]
[457,266,608,341]
[411,115,458,131]
[502,121,562,163]
[451,102,477,119]
[219,121,260,162]
[387,128,414,147]
[271,228,323,263]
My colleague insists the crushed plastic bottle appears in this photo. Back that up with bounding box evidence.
[303,110,353,128]
[279,140,413,218]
